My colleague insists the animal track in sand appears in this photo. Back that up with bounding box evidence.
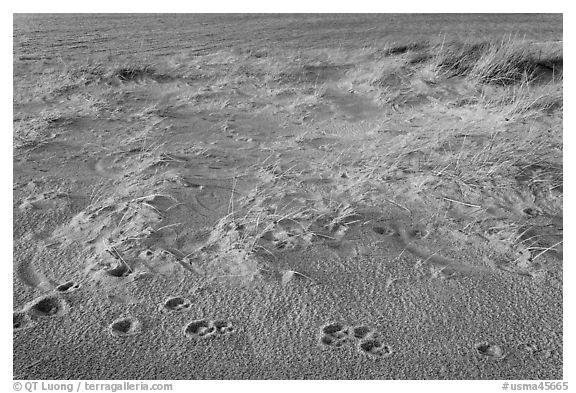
[358,337,393,358]
[319,322,392,357]
[108,316,142,337]
[319,322,352,348]
[105,261,131,277]
[55,280,80,293]
[184,319,216,339]
[213,320,235,334]
[160,296,191,312]
[13,311,35,331]
[25,295,67,318]
[352,325,373,340]
[475,342,505,359]
[322,322,348,336]
[184,319,235,339]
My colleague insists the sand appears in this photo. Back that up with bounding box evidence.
[13,15,562,380]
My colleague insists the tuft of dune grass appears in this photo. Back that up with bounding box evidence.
[481,79,563,117]
[433,38,562,85]
[113,64,157,81]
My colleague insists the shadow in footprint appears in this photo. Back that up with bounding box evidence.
[109,316,142,337]
[352,326,373,340]
[26,295,67,318]
[106,261,131,278]
[161,296,191,312]
[184,319,216,339]
[320,322,351,348]
[359,338,393,358]
[55,281,80,293]
[13,311,35,331]
[320,335,347,347]
[475,342,505,360]
[213,320,235,335]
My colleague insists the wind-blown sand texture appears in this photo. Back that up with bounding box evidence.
[13,14,562,379]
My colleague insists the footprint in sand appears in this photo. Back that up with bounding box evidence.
[358,337,393,358]
[108,316,142,337]
[105,260,132,278]
[319,322,392,357]
[183,319,234,339]
[475,342,505,360]
[13,311,35,331]
[213,320,235,334]
[184,319,216,339]
[55,280,81,293]
[160,296,191,312]
[351,325,373,340]
[319,322,352,348]
[25,295,67,318]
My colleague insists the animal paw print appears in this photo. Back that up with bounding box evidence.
[13,311,35,331]
[184,319,234,340]
[319,322,352,348]
[25,295,67,318]
[160,296,191,312]
[351,326,394,358]
[14,295,68,331]
[213,320,235,334]
[105,260,131,277]
[319,322,393,358]
[475,342,505,360]
[351,325,372,340]
[184,319,214,339]
[358,336,393,358]
[108,316,142,337]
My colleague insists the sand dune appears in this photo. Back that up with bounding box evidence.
[13,14,562,380]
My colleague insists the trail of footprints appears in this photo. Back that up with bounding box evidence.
[319,322,509,361]
[106,296,235,341]
[14,284,506,362]
[13,279,80,331]
[184,319,235,339]
[13,284,235,341]
[320,322,393,358]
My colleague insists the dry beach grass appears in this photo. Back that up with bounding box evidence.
[13,14,562,379]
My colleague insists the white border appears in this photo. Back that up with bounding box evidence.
[4,5,570,391]
[6,1,569,13]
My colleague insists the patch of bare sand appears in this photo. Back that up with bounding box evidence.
[14,44,562,379]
